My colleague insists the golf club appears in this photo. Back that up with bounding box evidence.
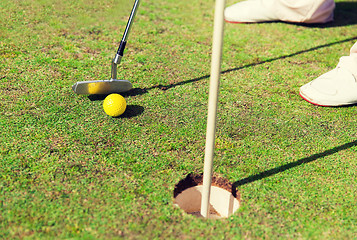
[72,0,140,95]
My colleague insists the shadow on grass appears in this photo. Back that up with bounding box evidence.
[88,94,108,101]
[232,140,357,192]
[119,105,144,118]
[123,36,357,96]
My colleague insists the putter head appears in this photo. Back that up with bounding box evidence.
[72,79,132,95]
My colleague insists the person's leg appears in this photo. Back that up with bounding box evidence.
[351,41,357,54]
[299,42,357,106]
[224,0,335,24]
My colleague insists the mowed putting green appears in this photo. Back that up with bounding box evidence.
[1,0,357,239]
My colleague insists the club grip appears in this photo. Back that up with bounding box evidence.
[117,40,127,56]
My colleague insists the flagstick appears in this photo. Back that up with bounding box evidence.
[200,0,226,218]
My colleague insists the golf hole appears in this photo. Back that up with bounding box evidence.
[173,174,240,219]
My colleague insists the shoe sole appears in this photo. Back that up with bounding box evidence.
[224,19,248,24]
[299,91,353,107]
[224,19,278,24]
[299,92,328,107]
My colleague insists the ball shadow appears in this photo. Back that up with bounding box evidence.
[117,105,144,118]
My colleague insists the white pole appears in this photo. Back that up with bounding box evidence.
[200,0,226,218]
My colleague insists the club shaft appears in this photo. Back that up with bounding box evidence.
[112,0,140,79]
[200,0,226,218]
[122,0,140,43]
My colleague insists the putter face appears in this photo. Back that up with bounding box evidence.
[72,79,132,95]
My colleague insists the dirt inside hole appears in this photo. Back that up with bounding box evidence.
[173,173,240,219]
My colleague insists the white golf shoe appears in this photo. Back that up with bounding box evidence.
[224,0,335,24]
[299,56,357,106]
[224,0,277,23]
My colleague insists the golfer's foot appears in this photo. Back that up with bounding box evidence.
[224,0,277,23]
[299,56,357,107]
[224,0,335,24]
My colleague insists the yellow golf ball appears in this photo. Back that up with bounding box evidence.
[103,94,127,117]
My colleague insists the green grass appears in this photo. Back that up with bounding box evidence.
[1,0,357,239]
